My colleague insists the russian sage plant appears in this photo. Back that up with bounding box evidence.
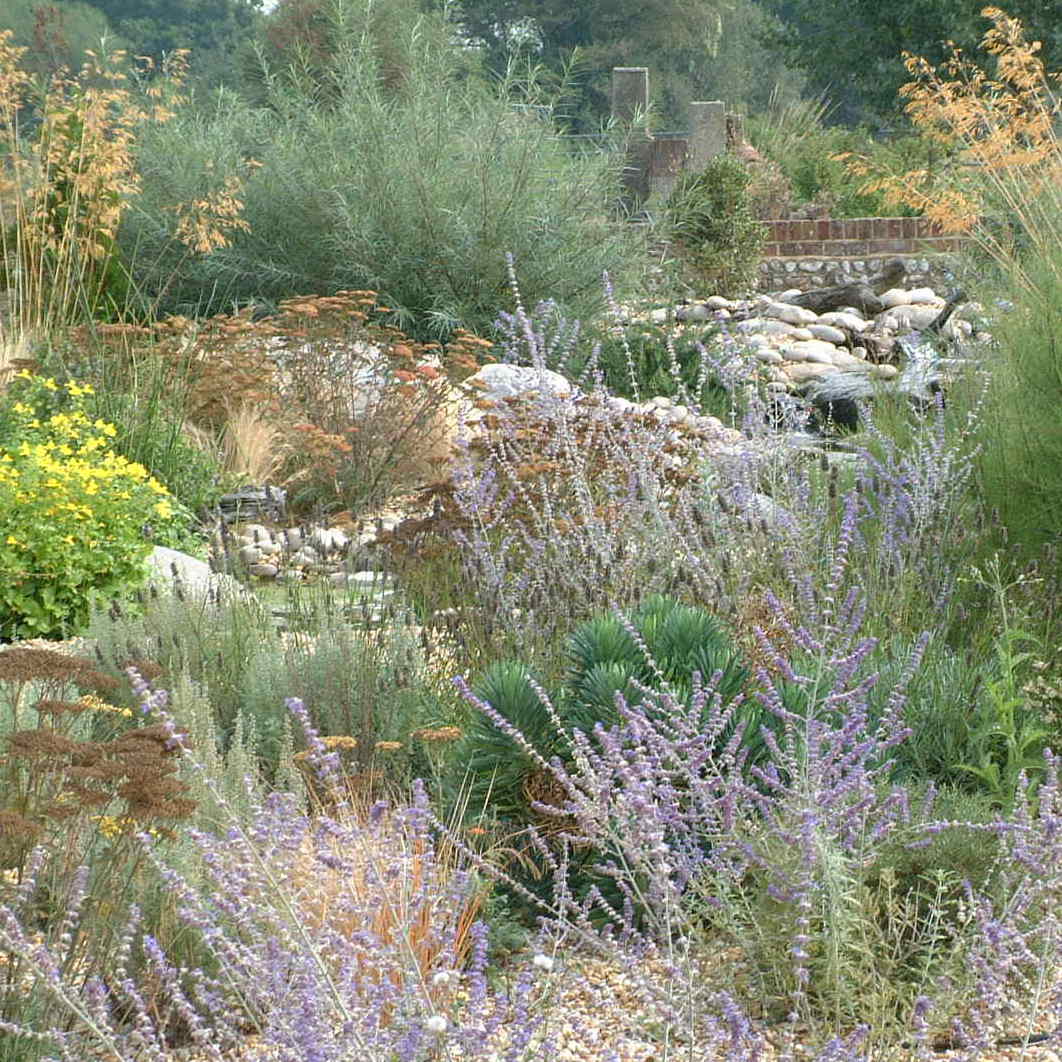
[0,689,551,1062]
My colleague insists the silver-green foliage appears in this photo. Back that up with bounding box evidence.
[124,1,646,337]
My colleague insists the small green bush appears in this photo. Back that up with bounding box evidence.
[666,155,766,295]
[461,595,751,827]
[0,374,188,640]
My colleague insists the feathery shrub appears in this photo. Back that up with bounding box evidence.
[122,1,646,338]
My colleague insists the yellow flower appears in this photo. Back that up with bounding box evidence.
[66,381,94,397]
[154,499,174,520]
[42,378,58,391]
[80,694,133,718]
[5,535,21,546]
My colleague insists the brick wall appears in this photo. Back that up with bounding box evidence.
[761,217,969,258]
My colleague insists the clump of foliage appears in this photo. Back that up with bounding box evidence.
[0,373,188,640]
[103,290,487,517]
[842,8,1062,548]
[124,0,646,339]
[666,154,766,295]
[461,595,750,828]
[88,574,455,788]
[0,648,197,1051]
[0,30,253,333]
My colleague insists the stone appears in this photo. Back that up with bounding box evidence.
[879,288,911,309]
[782,340,841,365]
[676,304,713,321]
[806,324,847,345]
[349,570,397,589]
[817,312,869,332]
[871,364,899,380]
[238,545,264,565]
[217,486,286,524]
[650,308,669,324]
[705,295,733,310]
[249,562,279,579]
[755,348,783,365]
[784,362,839,384]
[144,546,247,601]
[283,528,303,550]
[879,306,941,332]
[310,527,348,555]
[907,286,939,304]
[466,363,572,404]
[832,350,869,370]
[764,302,819,326]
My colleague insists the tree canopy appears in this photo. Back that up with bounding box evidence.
[758,0,1062,124]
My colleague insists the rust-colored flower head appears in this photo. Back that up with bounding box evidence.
[0,648,119,693]
[5,728,80,762]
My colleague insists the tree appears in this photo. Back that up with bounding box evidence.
[78,0,264,84]
[0,0,123,80]
[757,0,1062,125]
[245,0,444,104]
[448,0,730,129]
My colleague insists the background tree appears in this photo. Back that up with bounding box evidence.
[77,0,263,85]
[0,0,123,81]
[244,0,446,105]
[448,0,734,129]
[757,0,1062,125]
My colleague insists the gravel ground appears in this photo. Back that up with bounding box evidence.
[159,948,1061,1062]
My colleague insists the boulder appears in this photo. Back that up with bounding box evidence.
[467,363,572,404]
[145,546,248,601]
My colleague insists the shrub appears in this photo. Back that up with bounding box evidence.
[0,649,197,1053]
[461,595,752,829]
[121,1,647,339]
[88,573,455,786]
[0,373,188,640]
[665,154,766,295]
[0,33,243,332]
[0,696,548,1062]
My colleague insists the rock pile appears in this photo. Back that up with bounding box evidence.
[210,520,399,589]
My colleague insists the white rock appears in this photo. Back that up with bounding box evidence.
[852,346,868,359]
[735,317,794,337]
[764,301,819,326]
[650,308,669,324]
[907,287,939,304]
[606,395,635,414]
[879,289,911,309]
[779,288,803,302]
[144,547,247,601]
[349,570,397,589]
[283,528,303,550]
[818,312,869,332]
[806,324,846,344]
[310,527,349,554]
[782,340,841,365]
[871,364,899,380]
[705,295,734,310]
[785,362,839,384]
[832,351,869,370]
[467,363,572,403]
[754,348,784,365]
[880,306,941,332]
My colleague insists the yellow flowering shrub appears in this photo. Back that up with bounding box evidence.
[0,374,184,640]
